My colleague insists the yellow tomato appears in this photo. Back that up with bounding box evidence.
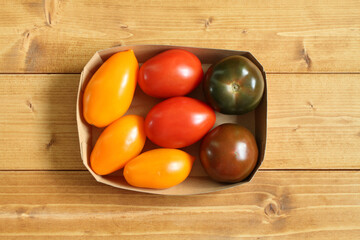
[83,49,138,127]
[124,149,195,189]
[90,115,146,175]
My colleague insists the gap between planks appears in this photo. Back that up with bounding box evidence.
[0,72,360,75]
[0,169,360,172]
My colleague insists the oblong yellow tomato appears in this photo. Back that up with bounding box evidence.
[83,49,138,127]
[90,115,146,175]
[124,149,195,189]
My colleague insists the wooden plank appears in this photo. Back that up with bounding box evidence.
[0,74,359,170]
[1,0,359,73]
[264,73,360,169]
[0,74,81,169]
[0,171,359,239]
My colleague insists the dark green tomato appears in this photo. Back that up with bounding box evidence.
[203,55,264,115]
[200,123,258,183]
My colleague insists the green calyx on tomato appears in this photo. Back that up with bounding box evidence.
[203,55,264,115]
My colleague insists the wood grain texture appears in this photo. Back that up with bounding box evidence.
[1,0,359,238]
[0,74,80,169]
[0,171,359,239]
[265,74,360,169]
[0,74,359,170]
[1,0,360,73]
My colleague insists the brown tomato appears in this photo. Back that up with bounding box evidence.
[200,123,258,183]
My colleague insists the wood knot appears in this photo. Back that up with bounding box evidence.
[112,40,126,48]
[44,0,57,26]
[16,207,31,218]
[292,125,301,132]
[21,31,32,53]
[16,207,27,215]
[26,100,36,112]
[204,17,213,29]
[120,23,128,29]
[307,101,316,111]
[264,202,279,217]
[301,48,312,69]
[46,136,56,150]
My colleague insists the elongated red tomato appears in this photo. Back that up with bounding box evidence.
[83,50,138,127]
[145,96,216,148]
[138,49,203,98]
[124,148,195,189]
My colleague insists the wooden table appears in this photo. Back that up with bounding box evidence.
[1,0,360,239]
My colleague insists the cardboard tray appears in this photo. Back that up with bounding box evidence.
[76,45,267,195]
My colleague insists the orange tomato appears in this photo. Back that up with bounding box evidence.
[90,115,146,175]
[124,149,195,189]
[83,49,138,127]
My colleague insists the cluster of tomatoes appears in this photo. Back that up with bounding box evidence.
[83,49,264,189]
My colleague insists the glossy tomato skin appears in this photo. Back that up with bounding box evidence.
[124,149,195,189]
[204,56,264,115]
[138,49,203,98]
[200,123,258,183]
[83,50,138,127]
[145,96,216,148]
[90,115,146,175]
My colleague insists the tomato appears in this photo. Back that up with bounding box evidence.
[200,123,258,183]
[124,148,194,189]
[138,49,203,98]
[83,50,138,127]
[90,115,146,175]
[145,96,216,148]
[203,55,264,115]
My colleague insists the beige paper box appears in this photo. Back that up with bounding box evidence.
[76,45,267,195]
